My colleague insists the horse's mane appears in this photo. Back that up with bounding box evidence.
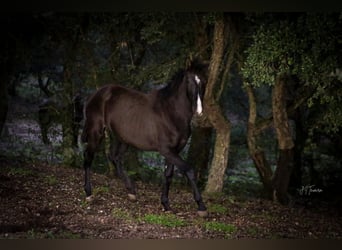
[156,60,208,99]
[157,69,186,99]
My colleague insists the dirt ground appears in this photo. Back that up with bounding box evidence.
[0,155,341,239]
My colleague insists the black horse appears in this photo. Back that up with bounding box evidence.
[81,61,208,216]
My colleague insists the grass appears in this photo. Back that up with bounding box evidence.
[45,175,58,185]
[8,167,34,176]
[208,204,228,214]
[142,213,186,228]
[93,186,110,196]
[204,221,237,234]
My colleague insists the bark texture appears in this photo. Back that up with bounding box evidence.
[61,64,78,167]
[245,86,274,198]
[272,75,295,205]
[204,15,232,194]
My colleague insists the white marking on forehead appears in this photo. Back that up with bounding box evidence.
[195,75,201,85]
[196,93,203,115]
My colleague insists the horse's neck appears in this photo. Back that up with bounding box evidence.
[156,81,193,123]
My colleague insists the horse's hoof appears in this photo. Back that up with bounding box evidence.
[197,210,208,217]
[85,195,94,202]
[128,193,137,201]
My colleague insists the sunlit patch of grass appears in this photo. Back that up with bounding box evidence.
[208,204,228,214]
[142,213,187,228]
[204,221,237,234]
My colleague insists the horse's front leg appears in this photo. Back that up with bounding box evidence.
[184,168,208,217]
[160,149,207,217]
[161,162,174,211]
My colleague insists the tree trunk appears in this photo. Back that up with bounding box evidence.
[61,15,90,167]
[204,15,232,194]
[245,85,274,198]
[0,36,14,137]
[0,74,8,137]
[205,103,231,193]
[272,75,295,205]
[61,64,78,167]
[289,108,306,193]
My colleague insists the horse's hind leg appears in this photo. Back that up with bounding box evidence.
[84,147,94,198]
[108,141,137,200]
[161,161,174,211]
[83,126,104,198]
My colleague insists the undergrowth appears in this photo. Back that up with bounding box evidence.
[141,214,186,228]
[203,221,237,234]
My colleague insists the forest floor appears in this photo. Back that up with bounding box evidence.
[0,155,342,239]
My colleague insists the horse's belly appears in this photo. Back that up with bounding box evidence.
[109,111,159,151]
[120,126,158,151]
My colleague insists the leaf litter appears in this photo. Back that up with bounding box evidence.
[0,156,341,239]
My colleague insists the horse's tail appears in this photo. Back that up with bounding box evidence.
[80,85,112,145]
[81,99,89,144]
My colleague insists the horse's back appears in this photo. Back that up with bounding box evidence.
[83,84,157,148]
[103,86,159,150]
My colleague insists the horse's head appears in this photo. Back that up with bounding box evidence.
[185,60,208,116]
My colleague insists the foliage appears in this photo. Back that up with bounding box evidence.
[242,14,339,86]
[207,203,228,214]
[142,214,187,228]
[8,167,34,177]
[204,221,237,234]
[0,122,64,164]
[227,163,263,199]
[93,186,110,196]
[242,13,342,133]
[44,175,58,186]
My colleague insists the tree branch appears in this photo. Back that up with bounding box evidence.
[254,85,314,134]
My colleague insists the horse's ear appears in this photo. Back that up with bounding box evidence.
[186,58,209,76]
[186,58,201,69]
[185,58,192,69]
